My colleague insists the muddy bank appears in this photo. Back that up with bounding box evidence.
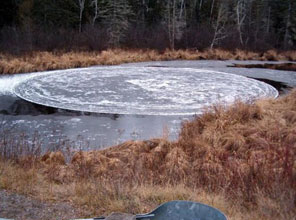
[229,62,296,71]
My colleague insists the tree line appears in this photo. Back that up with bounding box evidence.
[0,0,295,54]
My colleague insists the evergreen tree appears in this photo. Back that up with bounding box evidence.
[0,0,295,51]
[32,0,79,29]
[100,0,133,46]
[0,0,19,28]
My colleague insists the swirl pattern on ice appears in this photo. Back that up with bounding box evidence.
[13,66,278,115]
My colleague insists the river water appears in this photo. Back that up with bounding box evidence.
[0,60,295,151]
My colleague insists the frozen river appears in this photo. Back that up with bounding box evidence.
[0,60,295,151]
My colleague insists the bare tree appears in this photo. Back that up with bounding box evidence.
[165,0,187,50]
[235,0,247,45]
[210,0,215,22]
[78,0,85,32]
[284,0,292,49]
[176,0,186,41]
[210,1,228,49]
[166,0,176,50]
[91,0,99,26]
[199,0,203,10]
[266,6,271,34]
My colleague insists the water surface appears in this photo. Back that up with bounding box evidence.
[0,60,294,150]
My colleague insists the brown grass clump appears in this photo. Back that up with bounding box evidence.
[261,50,285,61]
[284,50,296,61]
[0,160,38,195]
[1,90,296,219]
[0,48,296,75]
[233,49,261,60]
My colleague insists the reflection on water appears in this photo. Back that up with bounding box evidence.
[249,77,293,95]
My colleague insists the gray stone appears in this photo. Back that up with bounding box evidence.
[105,212,136,220]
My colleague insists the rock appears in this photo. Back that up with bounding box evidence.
[8,99,57,115]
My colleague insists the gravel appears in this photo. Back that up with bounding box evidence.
[0,190,84,220]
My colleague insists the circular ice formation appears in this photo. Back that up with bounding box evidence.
[13,66,278,115]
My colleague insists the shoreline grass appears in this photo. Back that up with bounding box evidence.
[0,48,296,75]
[1,90,296,219]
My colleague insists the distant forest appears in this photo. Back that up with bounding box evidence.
[0,0,295,54]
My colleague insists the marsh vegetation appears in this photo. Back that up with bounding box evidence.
[1,90,296,219]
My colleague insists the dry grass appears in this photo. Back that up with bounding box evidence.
[1,90,296,219]
[0,161,275,220]
[0,48,295,74]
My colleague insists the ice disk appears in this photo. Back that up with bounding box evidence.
[13,66,278,115]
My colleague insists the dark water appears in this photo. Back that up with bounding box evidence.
[249,77,293,95]
[0,60,294,151]
[0,94,186,151]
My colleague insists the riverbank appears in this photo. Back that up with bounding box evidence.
[230,62,296,71]
[1,48,296,75]
[1,89,295,219]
